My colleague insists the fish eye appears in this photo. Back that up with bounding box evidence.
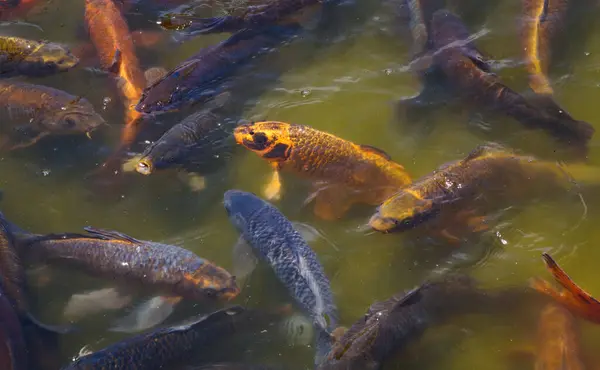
[204,288,217,298]
[253,132,268,145]
[64,117,77,128]
[249,130,255,135]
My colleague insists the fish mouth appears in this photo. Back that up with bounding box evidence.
[136,159,154,175]
[368,213,404,233]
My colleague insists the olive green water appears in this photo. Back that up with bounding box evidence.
[3,0,600,369]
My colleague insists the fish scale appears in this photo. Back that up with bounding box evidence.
[224,190,337,333]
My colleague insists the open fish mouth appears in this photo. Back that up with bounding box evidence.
[136,159,154,175]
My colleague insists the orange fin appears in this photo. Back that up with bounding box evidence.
[462,142,507,163]
[358,144,391,160]
[107,48,122,74]
[541,253,600,307]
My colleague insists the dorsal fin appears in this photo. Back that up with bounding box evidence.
[390,286,422,312]
[83,227,142,244]
[359,144,392,160]
[462,142,507,163]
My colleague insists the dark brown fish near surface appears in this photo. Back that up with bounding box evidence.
[431,10,594,147]
[0,81,105,150]
[320,274,525,370]
[0,36,79,77]
[63,306,247,370]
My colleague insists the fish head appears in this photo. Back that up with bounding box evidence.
[25,42,80,72]
[49,97,106,136]
[136,140,177,176]
[369,190,437,232]
[135,59,199,113]
[223,190,267,232]
[184,262,240,301]
[233,121,293,161]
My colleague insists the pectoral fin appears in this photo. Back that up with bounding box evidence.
[232,236,258,290]
[263,170,282,201]
[109,295,182,333]
[311,185,352,221]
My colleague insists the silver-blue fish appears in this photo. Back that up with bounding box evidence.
[223,190,337,363]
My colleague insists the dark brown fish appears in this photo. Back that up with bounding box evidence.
[63,306,246,370]
[431,9,594,146]
[320,274,512,370]
[160,0,322,35]
[0,282,26,370]
[0,36,79,77]
[0,81,105,150]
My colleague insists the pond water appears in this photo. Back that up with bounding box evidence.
[2,0,600,369]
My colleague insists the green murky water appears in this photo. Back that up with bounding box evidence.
[3,0,600,368]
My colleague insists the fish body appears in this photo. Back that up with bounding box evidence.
[431,10,594,145]
[0,283,26,370]
[0,81,104,150]
[223,191,337,345]
[369,143,573,233]
[165,0,323,35]
[18,227,239,302]
[135,24,300,114]
[0,36,78,77]
[233,122,411,220]
[532,253,600,325]
[399,0,446,57]
[188,364,280,370]
[136,94,233,175]
[322,275,487,370]
[62,306,246,370]
[521,0,569,95]
[534,304,585,370]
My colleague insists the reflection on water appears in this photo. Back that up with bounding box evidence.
[2,0,600,368]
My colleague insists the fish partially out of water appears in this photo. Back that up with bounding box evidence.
[15,225,239,330]
[533,304,585,370]
[321,274,498,370]
[135,24,301,114]
[136,93,233,176]
[62,306,247,370]
[233,122,411,220]
[531,253,600,325]
[160,0,323,35]
[369,143,579,235]
[431,9,594,147]
[0,81,105,150]
[224,190,338,365]
[0,36,79,77]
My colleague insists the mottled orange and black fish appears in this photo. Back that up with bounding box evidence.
[431,9,594,147]
[531,253,600,325]
[0,81,105,150]
[534,303,585,370]
[85,0,147,167]
[369,143,578,234]
[234,121,411,220]
[0,36,78,77]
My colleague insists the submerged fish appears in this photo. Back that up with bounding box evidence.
[369,143,578,234]
[62,306,247,370]
[521,0,569,95]
[0,281,26,370]
[431,10,594,146]
[15,225,239,330]
[136,93,233,176]
[0,81,105,150]
[321,274,496,370]
[531,253,600,325]
[0,36,79,77]
[224,190,337,364]
[135,24,301,114]
[161,0,323,35]
[188,364,280,370]
[534,304,585,370]
[233,122,411,220]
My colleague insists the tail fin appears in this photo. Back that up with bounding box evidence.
[314,328,334,367]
